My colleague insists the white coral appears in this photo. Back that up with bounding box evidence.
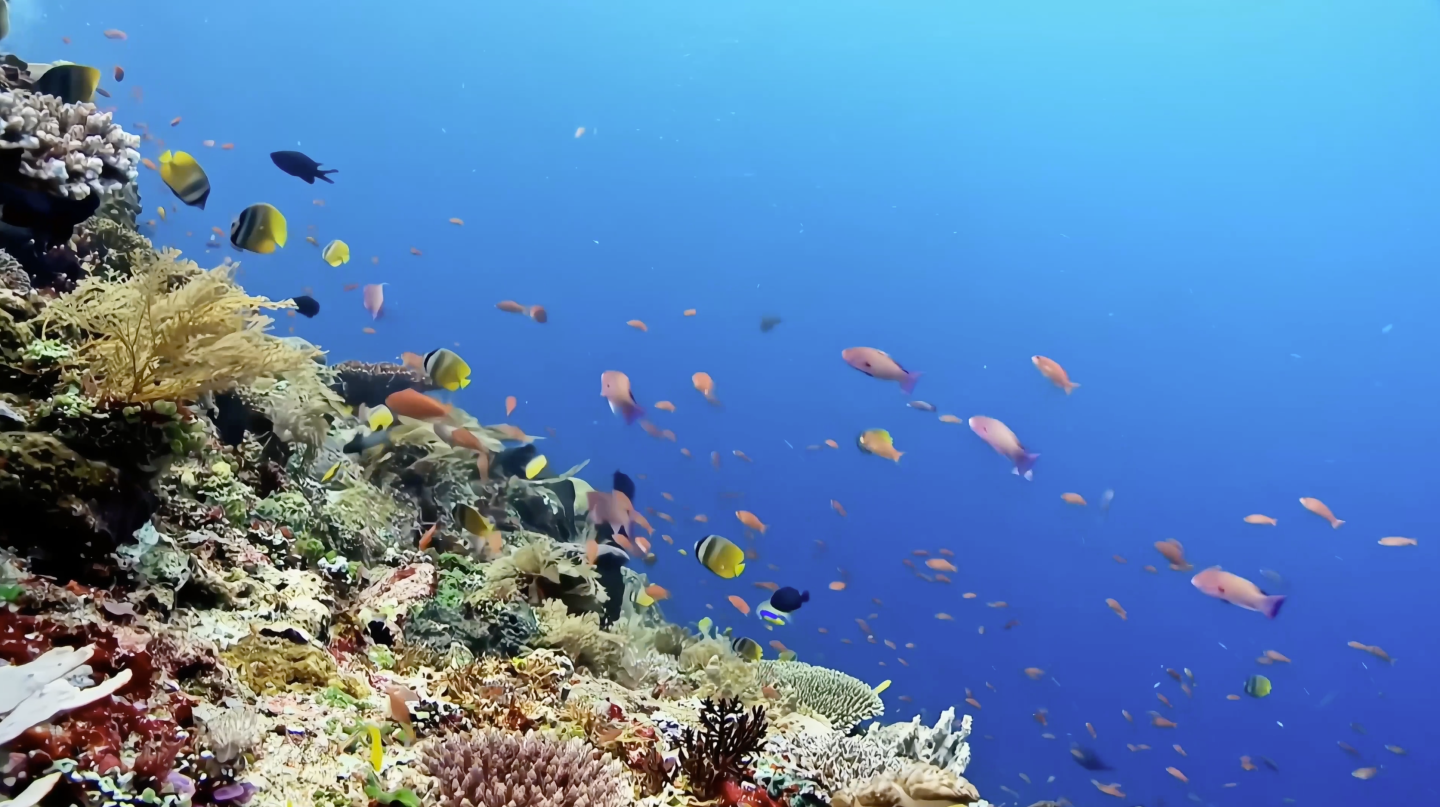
[0,89,141,200]
[864,707,972,776]
[0,645,133,747]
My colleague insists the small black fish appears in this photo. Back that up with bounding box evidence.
[291,295,320,318]
[760,315,782,333]
[270,150,337,184]
[771,586,809,613]
[1259,756,1279,772]
[1069,744,1111,771]
[613,470,636,501]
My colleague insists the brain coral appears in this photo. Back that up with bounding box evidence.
[419,729,626,807]
[756,659,884,732]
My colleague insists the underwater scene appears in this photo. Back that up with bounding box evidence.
[0,1,1434,806]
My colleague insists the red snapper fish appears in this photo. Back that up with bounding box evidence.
[1191,566,1286,619]
[968,415,1039,480]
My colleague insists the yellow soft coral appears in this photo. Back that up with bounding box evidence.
[42,249,316,403]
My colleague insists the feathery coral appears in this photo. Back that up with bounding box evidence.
[41,249,315,402]
[677,697,769,800]
[419,729,626,807]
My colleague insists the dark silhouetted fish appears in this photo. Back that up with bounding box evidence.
[613,470,636,501]
[291,295,320,318]
[1070,744,1111,771]
[760,315,782,332]
[270,150,337,184]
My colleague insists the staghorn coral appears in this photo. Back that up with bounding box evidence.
[767,731,900,793]
[419,729,626,807]
[828,762,982,807]
[533,599,623,676]
[757,659,884,732]
[40,248,316,403]
[677,697,769,801]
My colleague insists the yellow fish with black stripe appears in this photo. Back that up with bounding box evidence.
[423,348,471,391]
[322,239,350,267]
[158,150,211,209]
[230,203,288,254]
[694,534,745,579]
[35,63,100,103]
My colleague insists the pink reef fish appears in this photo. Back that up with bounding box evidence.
[842,347,922,394]
[362,283,385,319]
[600,370,644,424]
[968,415,1039,480]
[1191,567,1286,619]
[588,489,653,539]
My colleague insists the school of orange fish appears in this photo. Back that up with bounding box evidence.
[83,24,1418,800]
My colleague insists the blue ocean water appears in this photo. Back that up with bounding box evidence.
[19,0,1440,802]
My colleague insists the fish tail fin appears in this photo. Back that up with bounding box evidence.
[317,169,337,184]
[1016,452,1039,480]
[623,402,645,425]
[1260,594,1286,619]
[302,175,316,184]
[900,371,922,395]
[1332,519,1345,529]
[1065,382,1080,394]
[893,451,904,462]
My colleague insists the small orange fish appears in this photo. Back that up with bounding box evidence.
[574,126,586,138]
[1032,355,1080,394]
[1106,598,1127,620]
[1033,708,1048,726]
[736,511,767,533]
[692,372,720,404]
[1113,554,1127,564]
[711,451,722,469]
[733,450,753,462]
[104,28,128,39]
[683,308,697,316]
[585,539,600,565]
[936,574,954,584]
[830,500,847,517]
[113,65,125,81]
[627,319,648,332]
[769,640,789,653]
[1157,693,1172,708]
[1024,667,1044,680]
[939,548,954,557]
[221,143,234,150]
[654,401,676,412]
[362,327,377,334]
[634,536,652,554]
[1142,564,1158,573]
[1154,538,1192,571]
[169,116,181,127]
[1299,497,1344,528]
[1264,650,1291,663]
[1347,641,1393,663]
[1378,536,1417,547]
[962,592,977,599]
[1150,712,1177,728]
[938,414,963,424]
[1244,514,1277,526]
[645,584,670,601]
[824,439,839,449]
[528,305,548,323]
[1240,756,1256,771]
[925,558,957,573]
[935,612,952,620]
[1352,768,1377,780]
[1091,781,1125,798]
[417,523,438,551]
[1086,722,1097,738]
[504,396,517,416]
[1166,767,1187,783]
[965,697,981,709]
[343,283,360,292]
[1061,492,1087,506]
[727,595,750,615]
[496,300,526,314]
[141,158,157,170]
[1122,710,1133,722]
[680,448,692,457]
[754,581,779,592]
[693,514,708,523]
[1226,694,1241,700]
[987,601,1008,608]
[830,581,847,591]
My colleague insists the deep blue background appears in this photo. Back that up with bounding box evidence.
[17,0,1440,803]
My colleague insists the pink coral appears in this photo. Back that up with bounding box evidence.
[419,730,625,807]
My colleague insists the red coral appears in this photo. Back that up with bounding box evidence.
[721,781,782,807]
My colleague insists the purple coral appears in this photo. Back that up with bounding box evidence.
[419,730,626,807]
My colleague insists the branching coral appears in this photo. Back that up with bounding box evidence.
[756,660,884,732]
[677,697,768,800]
[419,729,626,807]
[0,644,134,745]
[40,248,316,403]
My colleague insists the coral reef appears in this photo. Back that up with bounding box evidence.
[0,35,988,807]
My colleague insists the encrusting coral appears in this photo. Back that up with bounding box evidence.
[40,248,316,403]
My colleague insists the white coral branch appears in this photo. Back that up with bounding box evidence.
[0,644,134,747]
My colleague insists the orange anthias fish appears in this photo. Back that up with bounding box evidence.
[1154,538,1192,571]
[645,584,670,601]
[1061,492,1087,506]
[736,510,767,533]
[496,300,526,314]
[588,488,653,539]
[363,284,385,319]
[1347,641,1394,663]
[601,371,644,424]
[830,500,847,517]
[925,558,957,573]
[1191,567,1286,619]
[1091,781,1125,798]
[1244,514,1277,526]
[728,595,750,615]
[1031,355,1080,394]
[654,401,676,412]
[505,395,517,416]
[968,416,1038,480]
[1106,598,1127,620]
[1378,536,1417,547]
[1299,497,1344,528]
[692,372,720,405]
[386,389,450,420]
[841,347,922,393]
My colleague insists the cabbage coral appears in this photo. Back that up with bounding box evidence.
[41,248,316,403]
[419,729,626,807]
[756,659,884,732]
